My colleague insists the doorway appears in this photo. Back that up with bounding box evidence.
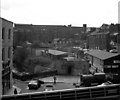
[68,65,72,75]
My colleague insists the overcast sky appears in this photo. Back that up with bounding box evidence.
[1,0,119,27]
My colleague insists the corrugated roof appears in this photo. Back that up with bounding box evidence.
[86,50,119,60]
[48,49,67,56]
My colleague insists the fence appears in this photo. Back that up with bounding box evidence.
[1,84,120,100]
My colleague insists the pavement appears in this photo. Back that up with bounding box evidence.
[41,75,81,83]
[5,85,21,95]
[4,75,81,95]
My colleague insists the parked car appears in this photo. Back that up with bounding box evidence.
[109,49,118,53]
[97,81,113,87]
[44,84,54,91]
[73,83,81,88]
[28,80,41,90]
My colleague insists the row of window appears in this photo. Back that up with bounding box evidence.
[2,27,12,40]
[2,47,12,61]
[91,35,106,39]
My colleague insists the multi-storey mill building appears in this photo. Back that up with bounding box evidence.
[0,18,13,95]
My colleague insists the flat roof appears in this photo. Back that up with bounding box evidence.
[86,50,119,60]
[48,49,67,56]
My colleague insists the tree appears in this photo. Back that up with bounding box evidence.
[31,41,40,49]
[13,46,29,72]
[23,56,52,73]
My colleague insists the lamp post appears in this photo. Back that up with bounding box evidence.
[79,73,82,84]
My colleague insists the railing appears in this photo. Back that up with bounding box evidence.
[1,84,120,100]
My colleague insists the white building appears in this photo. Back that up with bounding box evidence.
[0,18,13,95]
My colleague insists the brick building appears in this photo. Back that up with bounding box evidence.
[86,50,120,76]
[46,49,89,75]
[88,30,110,51]
[0,18,13,95]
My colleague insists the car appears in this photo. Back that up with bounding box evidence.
[73,83,80,88]
[28,80,41,90]
[109,49,118,53]
[37,79,44,85]
[33,78,44,84]
[44,84,54,91]
[97,81,113,87]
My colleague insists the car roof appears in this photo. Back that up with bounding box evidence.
[45,84,53,87]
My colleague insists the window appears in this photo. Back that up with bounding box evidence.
[112,65,119,68]
[114,60,120,63]
[8,29,11,39]
[2,28,5,39]
[2,48,5,61]
[104,65,111,68]
[8,47,11,59]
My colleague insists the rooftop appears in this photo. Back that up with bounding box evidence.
[86,50,119,60]
[47,49,68,56]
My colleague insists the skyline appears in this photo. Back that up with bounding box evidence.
[1,0,120,27]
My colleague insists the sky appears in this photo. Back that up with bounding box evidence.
[1,0,120,27]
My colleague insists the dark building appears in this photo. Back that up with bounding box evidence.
[109,23,120,33]
[88,23,120,51]
[88,30,110,51]
[14,24,86,46]
[13,24,94,48]
[118,33,120,53]
[109,24,120,50]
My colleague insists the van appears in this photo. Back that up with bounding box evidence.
[81,73,106,87]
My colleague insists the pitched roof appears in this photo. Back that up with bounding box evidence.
[86,50,119,60]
